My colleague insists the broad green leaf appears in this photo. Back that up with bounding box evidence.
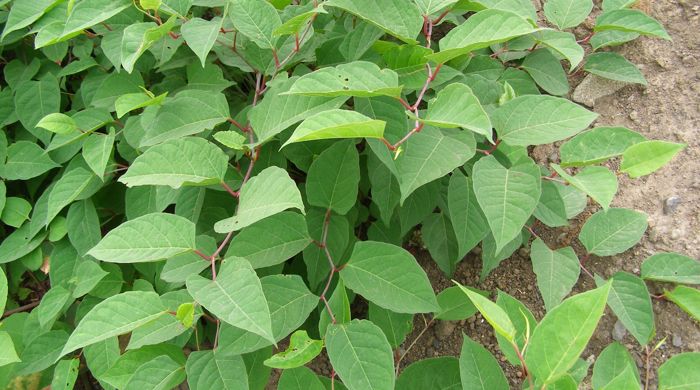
[306,140,360,214]
[422,212,461,276]
[658,352,700,390]
[62,291,167,355]
[14,77,60,138]
[88,213,196,263]
[606,272,654,345]
[551,164,618,210]
[187,257,274,342]
[115,92,167,118]
[72,260,108,298]
[186,351,248,390]
[459,335,509,390]
[397,357,461,390]
[37,285,72,327]
[543,0,593,29]
[435,285,485,321]
[0,332,20,367]
[340,241,439,313]
[560,126,646,167]
[304,210,351,290]
[67,199,101,256]
[414,0,459,15]
[593,342,640,390]
[602,0,638,10]
[585,52,647,85]
[215,166,305,232]
[15,329,69,374]
[492,95,597,146]
[273,4,327,36]
[286,62,402,98]
[533,29,585,71]
[101,344,185,388]
[620,141,686,178]
[595,9,671,40]
[428,9,537,63]
[325,0,422,43]
[396,126,476,203]
[521,48,570,96]
[579,208,648,257]
[141,91,230,146]
[533,180,569,227]
[368,302,413,348]
[1,197,31,227]
[263,331,323,369]
[61,0,132,39]
[367,151,401,226]
[278,367,325,390]
[463,0,538,21]
[283,109,385,147]
[456,281,516,342]
[1,0,61,39]
[525,283,612,385]
[590,29,640,50]
[0,268,6,314]
[51,358,80,390]
[319,279,352,337]
[36,113,78,135]
[641,253,700,284]
[83,338,120,389]
[531,239,580,312]
[228,212,311,268]
[448,172,489,258]
[46,166,102,226]
[472,155,541,252]
[230,0,281,49]
[0,141,60,180]
[243,347,273,390]
[0,224,47,264]
[494,290,537,366]
[665,286,700,322]
[182,17,224,66]
[121,20,176,73]
[123,354,185,390]
[325,320,395,390]
[119,137,228,188]
[82,131,116,178]
[421,83,492,140]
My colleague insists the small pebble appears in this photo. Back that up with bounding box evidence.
[670,229,683,240]
[518,247,530,258]
[672,334,683,347]
[663,196,682,215]
[432,339,441,349]
[435,321,457,340]
[613,320,628,341]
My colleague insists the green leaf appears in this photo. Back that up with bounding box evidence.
[463,0,538,21]
[123,354,185,390]
[495,290,537,366]
[584,52,647,85]
[456,281,516,342]
[121,20,176,73]
[278,367,325,390]
[533,181,569,227]
[50,359,80,390]
[397,357,461,389]
[435,286,484,321]
[590,29,640,50]
[36,113,79,135]
[61,0,132,39]
[1,197,31,227]
[579,208,648,256]
[319,279,352,337]
[532,29,585,71]
[606,272,654,345]
[0,141,60,180]
[46,166,102,226]
[421,83,492,139]
[472,155,541,252]
[0,332,20,367]
[88,213,196,263]
[119,137,229,188]
[459,335,509,390]
[186,351,248,390]
[325,0,422,43]
[115,92,167,118]
[187,257,274,342]
[62,291,167,355]
[428,9,537,63]
[83,338,120,389]
[620,140,686,178]
[264,331,323,369]
[214,131,247,150]
[17,329,70,375]
[593,342,640,390]
[492,95,598,146]
[283,109,385,147]
[101,344,185,388]
[14,77,60,138]
[306,140,360,214]
[560,126,646,167]
[1,0,61,40]
[230,0,281,49]
[658,352,700,390]
[340,241,439,313]
[531,239,580,312]
[37,285,72,327]
[67,199,102,256]
[0,268,6,314]
[595,9,671,40]
[524,282,612,385]
[182,17,224,66]
[325,320,395,390]
[176,302,195,328]
[665,286,700,322]
[422,212,461,276]
[286,62,402,98]
[414,0,459,15]
[543,0,593,29]
[397,126,476,203]
[641,253,700,284]
[448,171,490,258]
[228,212,311,268]
[553,164,619,210]
[215,166,305,232]
[82,131,116,178]
[368,302,413,348]
[521,48,570,96]
[274,4,327,36]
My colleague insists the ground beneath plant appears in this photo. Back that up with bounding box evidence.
[269,1,700,389]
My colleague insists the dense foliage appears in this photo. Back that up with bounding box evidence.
[0,0,698,389]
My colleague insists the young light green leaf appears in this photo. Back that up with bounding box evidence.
[560,126,646,167]
[306,140,360,214]
[340,241,439,313]
[36,113,79,135]
[283,109,385,147]
[186,351,249,390]
[273,4,327,36]
[657,352,700,390]
[525,282,612,385]
[421,83,492,140]
[459,335,509,390]
[286,61,402,98]
[325,0,422,43]
[325,320,395,390]
[585,52,647,85]
[263,331,323,369]
[531,239,580,312]
[456,281,516,342]
[230,0,281,49]
[593,342,640,390]
[522,48,570,96]
[62,291,167,355]
[664,286,700,322]
[473,155,541,252]
[595,9,671,40]
[121,20,176,73]
[641,253,700,284]
[119,137,228,188]
[0,141,60,180]
[493,95,598,146]
[214,131,247,150]
[215,167,305,232]
[544,0,593,29]
[115,92,167,118]
[620,140,686,178]
[551,164,618,210]
[0,332,20,367]
[397,357,461,390]
[606,272,654,345]
[579,208,648,256]
[182,17,224,66]
[368,302,413,348]
[176,302,195,328]
[278,367,326,390]
[0,268,7,315]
